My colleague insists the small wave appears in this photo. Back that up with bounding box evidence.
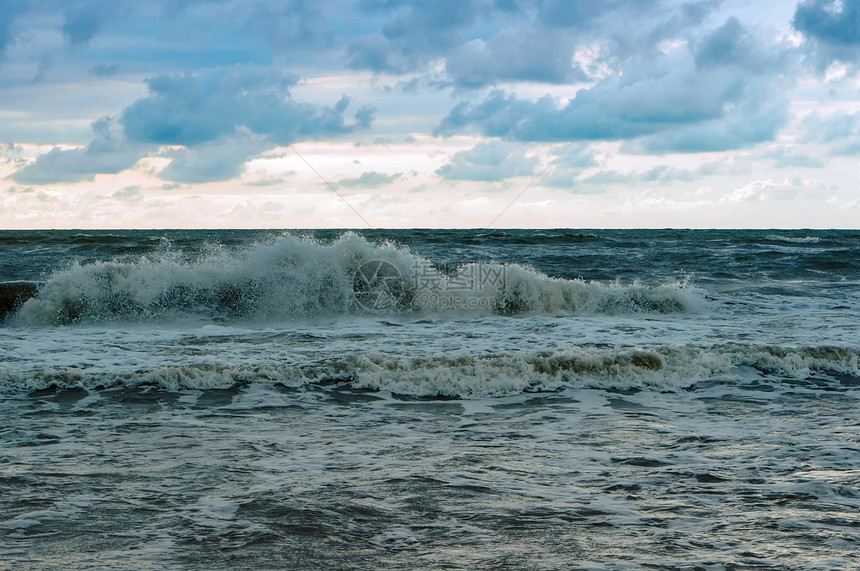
[3,344,856,398]
[10,233,705,326]
[766,234,821,244]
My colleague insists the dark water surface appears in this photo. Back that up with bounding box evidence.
[1,229,858,569]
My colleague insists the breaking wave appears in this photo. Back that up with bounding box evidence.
[10,233,705,326]
[2,343,857,397]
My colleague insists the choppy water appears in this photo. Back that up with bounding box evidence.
[1,229,858,569]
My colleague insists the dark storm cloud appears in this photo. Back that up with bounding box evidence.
[243,0,335,51]
[0,0,834,195]
[436,17,792,152]
[0,0,29,58]
[12,64,376,184]
[793,0,860,45]
[120,66,301,146]
[348,0,486,73]
[536,0,661,29]
[1,0,341,71]
[62,2,112,45]
[119,65,375,162]
[793,0,860,69]
[435,67,733,142]
[445,27,590,88]
[346,0,727,89]
[120,65,374,182]
[6,0,741,93]
[693,16,768,70]
[632,106,788,152]
[442,0,725,89]
[61,0,336,50]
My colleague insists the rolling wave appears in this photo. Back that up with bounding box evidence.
[765,234,822,244]
[2,344,856,397]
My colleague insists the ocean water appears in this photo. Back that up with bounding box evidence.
[1,228,858,570]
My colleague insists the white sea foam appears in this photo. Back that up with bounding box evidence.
[765,234,822,244]
[1,341,855,397]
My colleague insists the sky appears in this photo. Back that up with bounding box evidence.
[1,0,859,229]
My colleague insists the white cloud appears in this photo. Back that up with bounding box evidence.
[719,177,806,203]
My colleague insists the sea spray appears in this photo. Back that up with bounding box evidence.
[13,232,705,325]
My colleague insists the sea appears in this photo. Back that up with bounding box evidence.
[0,228,858,570]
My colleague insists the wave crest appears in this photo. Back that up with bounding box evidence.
[12,232,704,325]
[3,344,856,397]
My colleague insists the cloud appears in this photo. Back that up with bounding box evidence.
[121,65,373,147]
[793,0,860,46]
[120,66,298,146]
[3,63,378,184]
[436,58,727,141]
[719,177,806,203]
[10,117,147,184]
[243,0,335,51]
[45,0,340,56]
[158,128,271,183]
[245,177,287,187]
[630,94,789,153]
[640,164,695,182]
[0,0,28,59]
[7,54,377,185]
[576,164,694,188]
[63,2,115,46]
[799,111,860,155]
[538,143,600,188]
[113,185,141,201]
[91,63,120,77]
[1,140,27,170]
[793,0,860,70]
[445,26,589,88]
[693,16,771,71]
[348,34,404,73]
[437,22,792,153]
[348,0,483,73]
[6,185,36,194]
[757,147,825,168]
[9,60,370,185]
[346,0,728,88]
[451,0,727,89]
[334,170,402,188]
[579,170,633,186]
[347,0,544,76]
[536,0,617,28]
[435,140,539,181]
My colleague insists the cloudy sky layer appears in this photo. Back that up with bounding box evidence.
[1,0,859,228]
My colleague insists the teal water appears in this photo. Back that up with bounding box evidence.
[1,229,858,569]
